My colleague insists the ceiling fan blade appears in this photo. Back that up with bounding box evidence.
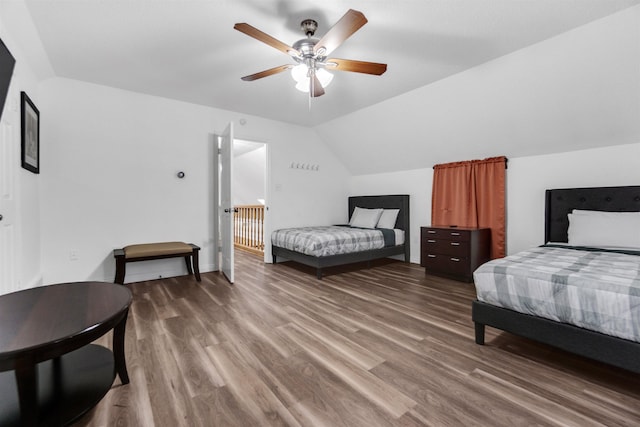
[313,9,367,57]
[234,23,300,57]
[241,64,293,81]
[325,58,387,75]
[310,74,325,97]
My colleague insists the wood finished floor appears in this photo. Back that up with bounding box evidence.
[77,250,640,426]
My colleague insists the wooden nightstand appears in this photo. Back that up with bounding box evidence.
[420,226,491,282]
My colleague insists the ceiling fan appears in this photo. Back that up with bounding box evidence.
[234,9,387,97]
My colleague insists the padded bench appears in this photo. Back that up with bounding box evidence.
[113,242,201,284]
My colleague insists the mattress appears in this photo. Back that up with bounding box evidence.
[271,225,402,257]
[473,246,640,342]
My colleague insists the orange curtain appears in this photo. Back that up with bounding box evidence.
[431,156,506,259]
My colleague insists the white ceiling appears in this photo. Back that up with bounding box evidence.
[21,0,640,127]
[234,139,263,157]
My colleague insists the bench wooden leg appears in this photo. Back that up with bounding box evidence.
[192,249,201,282]
[114,251,126,285]
[184,256,193,275]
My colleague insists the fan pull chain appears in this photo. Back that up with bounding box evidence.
[308,70,313,111]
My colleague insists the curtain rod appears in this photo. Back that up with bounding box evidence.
[432,156,508,169]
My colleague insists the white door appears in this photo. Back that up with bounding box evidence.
[0,94,18,294]
[219,122,234,284]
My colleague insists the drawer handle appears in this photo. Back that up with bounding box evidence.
[427,254,436,258]
[451,257,460,262]
[450,232,460,236]
[427,230,436,234]
[427,239,436,243]
[450,242,460,246]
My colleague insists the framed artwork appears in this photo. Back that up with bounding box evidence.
[21,91,39,174]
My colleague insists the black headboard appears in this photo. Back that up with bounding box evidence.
[545,185,640,243]
[348,194,410,259]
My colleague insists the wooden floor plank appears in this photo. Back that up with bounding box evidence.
[205,340,302,426]
[286,351,399,427]
[279,322,417,418]
[76,251,640,426]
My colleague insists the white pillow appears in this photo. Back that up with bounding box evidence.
[349,206,362,225]
[572,209,640,217]
[350,207,383,229]
[376,209,400,229]
[567,213,640,249]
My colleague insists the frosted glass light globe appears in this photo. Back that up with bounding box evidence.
[291,64,333,92]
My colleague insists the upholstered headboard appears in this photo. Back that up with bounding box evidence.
[348,194,410,259]
[545,185,640,243]
[348,195,410,230]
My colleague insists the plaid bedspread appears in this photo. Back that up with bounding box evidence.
[473,246,640,342]
[271,226,386,257]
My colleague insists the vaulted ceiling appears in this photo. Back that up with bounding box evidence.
[15,0,640,127]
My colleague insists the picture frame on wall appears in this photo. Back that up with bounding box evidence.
[21,91,39,174]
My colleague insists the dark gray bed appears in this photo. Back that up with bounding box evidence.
[271,194,410,279]
[472,185,640,373]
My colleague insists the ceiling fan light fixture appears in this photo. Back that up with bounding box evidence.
[291,63,308,83]
[316,68,334,87]
[291,64,333,92]
[295,80,310,92]
[234,9,385,98]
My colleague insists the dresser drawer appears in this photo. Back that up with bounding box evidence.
[422,254,471,276]
[422,238,470,256]
[422,228,470,241]
[420,226,491,282]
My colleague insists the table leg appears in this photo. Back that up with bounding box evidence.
[50,357,64,426]
[52,356,62,393]
[113,309,130,384]
[15,362,38,427]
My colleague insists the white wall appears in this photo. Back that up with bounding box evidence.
[0,7,43,293]
[39,78,350,284]
[234,145,265,206]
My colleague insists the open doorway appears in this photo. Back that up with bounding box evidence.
[233,139,267,259]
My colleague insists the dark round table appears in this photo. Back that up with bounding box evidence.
[0,281,132,426]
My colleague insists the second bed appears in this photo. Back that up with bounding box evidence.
[271,195,410,279]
